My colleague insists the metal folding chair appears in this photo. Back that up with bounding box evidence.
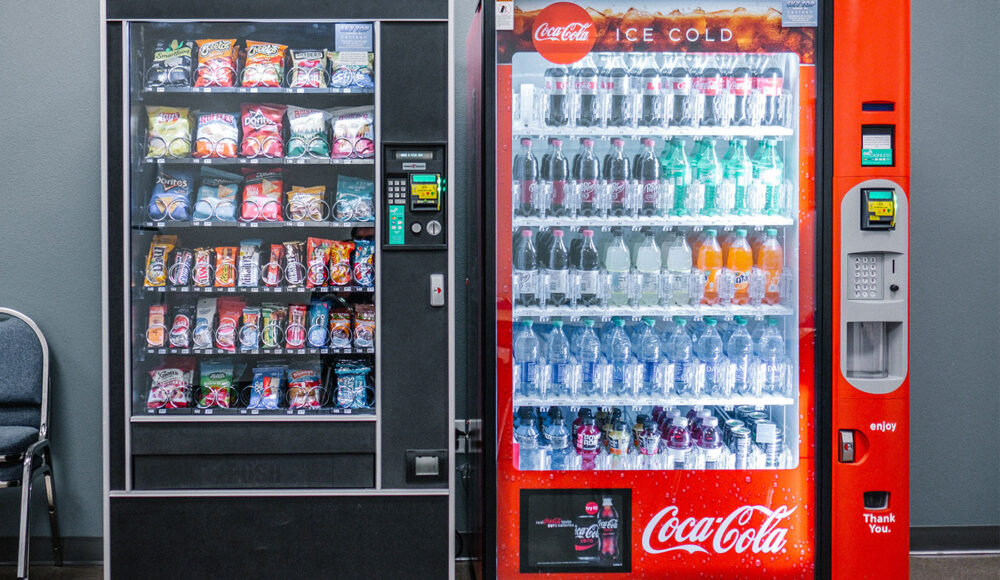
[0,308,61,579]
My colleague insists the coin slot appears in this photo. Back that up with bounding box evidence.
[863,491,890,510]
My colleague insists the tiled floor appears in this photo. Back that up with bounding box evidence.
[1,555,997,579]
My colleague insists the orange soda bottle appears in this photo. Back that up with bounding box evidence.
[726,229,753,304]
[697,229,723,304]
[758,228,784,304]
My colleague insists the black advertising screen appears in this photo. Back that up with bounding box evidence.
[519,488,631,574]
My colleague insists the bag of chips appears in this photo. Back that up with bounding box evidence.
[242,41,287,87]
[169,304,194,348]
[248,366,284,410]
[287,186,326,222]
[214,246,238,287]
[333,176,374,222]
[143,235,177,287]
[198,360,234,408]
[241,103,286,158]
[352,239,375,287]
[329,308,352,348]
[194,112,239,158]
[146,106,191,158]
[285,304,308,350]
[146,40,194,88]
[193,297,216,349]
[329,241,355,287]
[194,38,238,87]
[263,244,284,287]
[305,237,334,288]
[260,303,286,348]
[147,305,167,348]
[287,362,323,409]
[238,239,262,287]
[288,49,328,88]
[329,106,375,159]
[148,167,194,221]
[215,297,245,352]
[307,302,331,348]
[239,307,261,351]
[192,248,213,288]
[353,303,375,349]
[148,359,194,409]
[241,169,284,222]
[328,51,374,90]
[334,360,373,409]
[283,241,306,287]
[193,167,242,222]
[286,106,330,158]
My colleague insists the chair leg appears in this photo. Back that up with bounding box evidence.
[41,458,62,567]
[17,466,32,580]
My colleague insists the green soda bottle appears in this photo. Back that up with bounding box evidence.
[722,138,752,215]
[660,138,691,216]
[693,137,721,216]
[752,138,784,215]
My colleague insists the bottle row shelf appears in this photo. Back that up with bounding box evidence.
[144,157,373,166]
[138,220,372,229]
[514,125,793,139]
[515,442,793,472]
[143,347,374,356]
[512,215,794,229]
[135,407,376,420]
[142,86,374,95]
[513,303,792,320]
[514,393,794,409]
[142,285,374,295]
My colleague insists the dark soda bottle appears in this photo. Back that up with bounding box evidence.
[573,55,600,127]
[513,229,538,306]
[576,229,601,306]
[608,138,630,217]
[514,138,539,217]
[638,138,660,216]
[757,61,784,126]
[727,61,752,126]
[605,54,629,127]
[548,139,569,217]
[575,139,600,217]
[696,58,723,126]
[547,229,569,306]
[637,53,662,126]
[544,66,569,127]
[667,58,691,126]
[540,137,555,182]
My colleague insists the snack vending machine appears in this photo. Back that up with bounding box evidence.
[467,0,909,577]
[101,1,454,577]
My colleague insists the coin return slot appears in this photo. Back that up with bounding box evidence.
[863,491,890,510]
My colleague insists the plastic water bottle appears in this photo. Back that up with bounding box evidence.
[515,407,545,470]
[514,138,540,216]
[696,318,725,395]
[605,229,631,306]
[577,229,602,306]
[547,319,570,397]
[638,139,661,216]
[665,317,694,395]
[635,230,662,306]
[514,320,540,397]
[697,416,724,469]
[661,138,691,216]
[637,317,661,394]
[727,317,755,395]
[513,229,538,306]
[608,318,632,395]
[578,319,602,396]
[752,139,784,215]
[694,138,721,215]
[546,414,573,470]
[664,230,692,305]
[759,318,786,393]
[664,416,692,469]
[723,139,752,214]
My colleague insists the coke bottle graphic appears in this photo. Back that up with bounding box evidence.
[598,498,620,561]
[756,59,784,126]
[638,138,660,216]
[696,57,723,126]
[573,54,600,127]
[547,139,569,216]
[727,60,752,126]
[605,53,630,127]
[666,56,691,126]
[546,229,569,306]
[607,139,630,217]
[574,503,600,561]
[513,229,538,306]
[575,139,601,217]
[513,138,539,216]
[544,65,569,127]
[637,53,662,126]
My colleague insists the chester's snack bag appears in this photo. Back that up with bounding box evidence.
[146,106,191,158]
[352,239,374,287]
[241,168,284,222]
[146,305,167,348]
[237,239,262,288]
[147,359,194,409]
[283,241,305,287]
[240,103,286,158]
[306,302,331,348]
[287,363,323,409]
[144,235,177,287]
[334,359,372,409]
[287,186,326,221]
[214,246,238,287]
[328,308,352,348]
[194,113,239,158]
[248,366,284,409]
[192,247,212,288]
[285,304,308,349]
[169,304,194,348]
[328,240,355,287]
[194,38,238,87]
[192,297,216,349]
[305,237,334,288]
[263,243,284,287]
[215,297,245,352]
[353,303,375,348]
[288,49,327,88]
[146,40,194,88]
[198,360,234,408]
[239,307,261,351]
[242,41,287,87]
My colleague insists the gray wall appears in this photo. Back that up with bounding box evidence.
[0,0,995,560]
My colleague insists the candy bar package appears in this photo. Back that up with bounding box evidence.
[333,176,374,222]
[192,297,217,349]
[286,106,330,158]
[328,308,352,348]
[327,51,374,90]
[198,360,234,408]
[287,362,323,410]
[240,103,286,159]
[168,249,193,286]
[285,304,308,350]
[148,167,194,221]
[239,306,261,351]
[247,366,284,410]
[305,237,334,288]
[287,186,326,222]
[194,38,238,87]
[353,303,375,349]
[328,240,355,287]
[260,303,286,348]
[306,302,331,348]
[143,235,176,287]
[194,112,239,159]
[288,49,327,88]
[147,359,194,409]
[334,359,372,409]
[241,41,287,88]
[168,304,194,348]
[146,39,194,88]
[352,239,375,287]
[146,305,167,348]
[329,106,374,159]
[241,168,284,222]
[237,239,262,287]
[192,248,213,288]
[146,106,191,158]
[262,243,285,287]
[283,241,305,287]
[215,297,245,353]
[214,246,238,287]
[193,167,242,222]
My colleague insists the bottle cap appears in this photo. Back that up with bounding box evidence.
[521,138,532,146]
[552,319,563,328]
[552,229,564,237]
[768,318,779,326]
[765,138,777,145]
[672,416,688,428]
[582,229,594,237]
[578,407,592,418]
[766,228,778,236]
[642,138,655,146]
[674,316,687,325]
[735,316,748,326]
[552,138,563,147]
[523,320,533,327]
[703,417,718,427]
[521,229,532,237]
[643,317,656,326]
[705,318,717,326]
[582,138,594,146]
[736,229,747,237]
[518,407,532,418]
[602,498,613,506]
[705,229,717,236]
[583,318,595,327]
[612,138,624,146]
[614,318,626,327]
[583,417,596,425]
[697,409,713,419]
[636,414,649,424]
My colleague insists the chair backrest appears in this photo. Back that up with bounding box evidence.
[0,308,49,437]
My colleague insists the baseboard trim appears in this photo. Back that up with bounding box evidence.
[0,536,103,565]
[910,526,1000,552]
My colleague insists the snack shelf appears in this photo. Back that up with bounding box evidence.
[144,157,374,166]
[511,215,795,229]
[512,304,793,320]
[143,347,374,356]
[512,393,795,409]
[138,220,372,229]
[513,126,794,139]
[142,86,375,95]
[133,408,376,420]
[142,285,374,294]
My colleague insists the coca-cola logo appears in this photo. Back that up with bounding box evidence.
[598,518,618,530]
[642,505,797,555]
[532,2,596,65]
[585,501,599,515]
[575,524,599,543]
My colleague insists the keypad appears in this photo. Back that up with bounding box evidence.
[387,178,408,204]
[849,254,883,300]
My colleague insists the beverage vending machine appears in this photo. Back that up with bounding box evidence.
[101,1,455,577]
[467,0,909,577]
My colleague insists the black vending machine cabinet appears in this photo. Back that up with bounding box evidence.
[101,2,454,577]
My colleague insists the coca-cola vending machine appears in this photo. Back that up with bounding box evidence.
[467,0,910,577]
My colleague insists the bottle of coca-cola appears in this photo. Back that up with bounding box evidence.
[756,59,784,126]
[727,58,752,126]
[514,138,539,216]
[598,498,620,561]
[638,138,660,216]
[604,53,630,127]
[637,53,662,127]
[696,57,723,126]
[608,138,630,217]
[544,65,569,127]
[575,139,601,217]
[547,139,569,216]
[665,55,691,126]
[573,54,600,127]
